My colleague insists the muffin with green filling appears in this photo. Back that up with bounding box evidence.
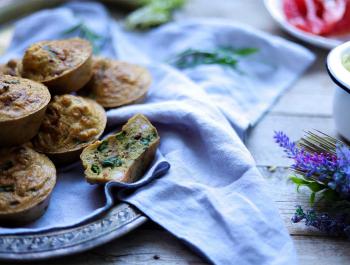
[81,114,160,184]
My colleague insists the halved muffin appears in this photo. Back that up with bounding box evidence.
[81,114,160,184]
[33,95,107,164]
[21,38,93,94]
[0,75,50,147]
[81,58,151,108]
[0,144,56,225]
[0,59,22,77]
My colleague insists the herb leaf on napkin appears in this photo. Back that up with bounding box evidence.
[62,22,103,54]
[169,47,258,70]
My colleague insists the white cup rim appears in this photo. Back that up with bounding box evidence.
[327,41,350,94]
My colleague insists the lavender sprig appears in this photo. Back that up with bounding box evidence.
[292,206,350,237]
[334,145,350,196]
[275,130,350,236]
[274,131,350,200]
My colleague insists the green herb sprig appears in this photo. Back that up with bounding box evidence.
[126,0,186,30]
[62,22,103,54]
[169,47,258,70]
[102,156,123,168]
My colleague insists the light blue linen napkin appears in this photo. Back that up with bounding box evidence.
[0,2,315,264]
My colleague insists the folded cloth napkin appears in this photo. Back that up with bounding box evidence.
[0,2,315,265]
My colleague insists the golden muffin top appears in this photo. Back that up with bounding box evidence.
[0,75,50,121]
[33,95,106,153]
[84,58,151,108]
[0,145,56,214]
[22,38,92,82]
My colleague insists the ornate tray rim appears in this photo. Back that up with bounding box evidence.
[0,203,147,261]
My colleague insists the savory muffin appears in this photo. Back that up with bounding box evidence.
[82,58,151,108]
[33,95,107,164]
[21,38,93,94]
[81,114,160,184]
[0,59,22,76]
[0,145,56,225]
[0,75,50,147]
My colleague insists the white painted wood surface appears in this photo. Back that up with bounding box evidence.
[1,0,350,264]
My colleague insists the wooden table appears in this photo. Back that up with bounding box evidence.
[1,0,349,264]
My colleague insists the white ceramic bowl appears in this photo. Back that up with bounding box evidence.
[264,0,350,49]
[327,41,350,141]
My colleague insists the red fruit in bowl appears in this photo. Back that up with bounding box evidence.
[283,0,347,35]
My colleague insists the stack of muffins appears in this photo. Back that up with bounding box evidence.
[0,38,152,225]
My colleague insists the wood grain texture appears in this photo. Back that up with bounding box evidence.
[1,0,350,264]
[271,53,334,117]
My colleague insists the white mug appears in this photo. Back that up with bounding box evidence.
[327,41,350,141]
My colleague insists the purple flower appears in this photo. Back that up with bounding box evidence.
[331,144,350,197]
[274,131,350,199]
[276,131,350,234]
[273,131,299,158]
[292,206,349,237]
[274,131,337,180]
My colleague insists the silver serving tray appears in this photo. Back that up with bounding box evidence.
[0,203,147,261]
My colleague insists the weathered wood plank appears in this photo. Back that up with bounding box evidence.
[270,57,334,117]
[295,236,350,265]
[260,166,350,264]
[258,166,335,236]
[270,43,335,117]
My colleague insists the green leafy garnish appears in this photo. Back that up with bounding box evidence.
[91,164,101,174]
[141,138,151,146]
[97,141,108,152]
[102,156,123,168]
[61,22,103,54]
[116,131,126,141]
[140,135,155,146]
[290,175,328,204]
[126,0,186,30]
[169,47,258,70]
